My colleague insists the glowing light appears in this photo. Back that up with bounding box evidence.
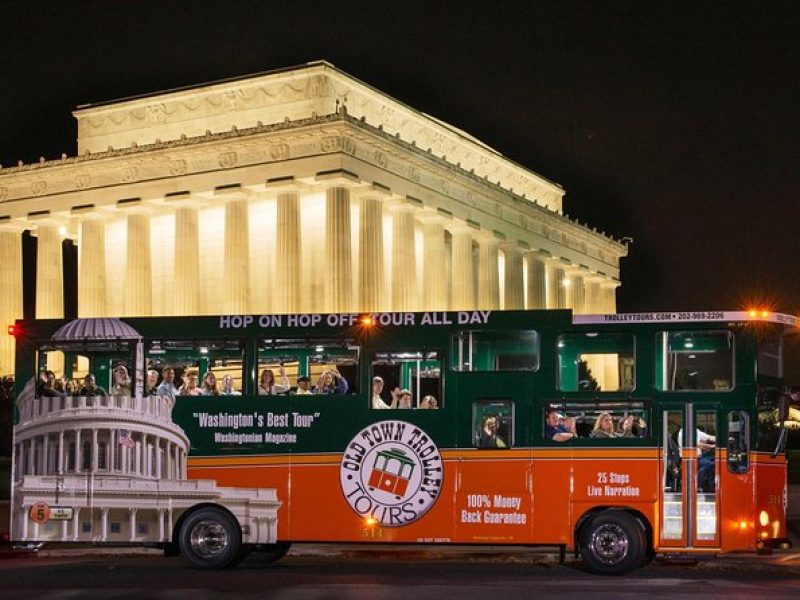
[760,531,769,539]
[738,520,749,531]
[759,510,769,526]
[7,324,16,336]
[761,310,769,318]
[562,278,571,288]
[361,315,374,326]
[748,309,757,318]
[199,347,209,355]
[58,226,67,237]
[364,517,378,526]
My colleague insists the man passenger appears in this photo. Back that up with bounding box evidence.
[545,408,576,442]
[79,373,108,397]
[371,376,391,409]
[294,376,313,395]
[156,367,180,399]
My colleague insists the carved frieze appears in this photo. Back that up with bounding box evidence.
[218,152,238,169]
[75,174,92,190]
[31,181,48,196]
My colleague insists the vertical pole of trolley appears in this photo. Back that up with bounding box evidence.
[468,332,473,372]
[686,403,694,548]
[244,336,258,396]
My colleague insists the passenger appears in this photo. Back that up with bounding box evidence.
[202,370,220,396]
[220,374,241,396]
[179,370,203,396]
[145,369,160,396]
[37,370,65,398]
[618,415,646,437]
[111,365,132,396]
[420,395,438,409]
[371,376,391,409]
[678,427,716,492]
[294,375,313,395]
[545,408,576,442]
[591,412,616,438]
[258,366,290,395]
[396,388,413,409]
[156,367,180,399]
[78,374,108,397]
[315,369,348,395]
[478,415,507,448]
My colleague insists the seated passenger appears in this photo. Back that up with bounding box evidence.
[78,374,108,397]
[618,414,646,437]
[202,370,220,396]
[179,370,203,396]
[591,412,616,438]
[37,370,65,398]
[145,369,160,396]
[156,367,180,399]
[315,369,348,395]
[420,395,438,409]
[545,408,576,442]
[294,375,313,395]
[478,415,507,448]
[258,367,290,395]
[396,388,412,409]
[220,374,241,396]
[111,365,132,396]
[371,376,391,409]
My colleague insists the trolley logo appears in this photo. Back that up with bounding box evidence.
[340,420,443,527]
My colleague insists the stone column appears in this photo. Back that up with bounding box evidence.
[129,509,138,542]
[108,430,116,473]
[101,508,109,541]
[567,270,586,314]
[501,242,525,310]
[358,195,384,312]
[391,205,417,312]
[173,206,200,315]
[546,261,566,309]
[221,191,251,314]
[275,191,302,314]
[36,224,64,318]
[124,211,153,316]
[584,276,602,313]
[57,431,64,475]
[155,437,162,479]
[74,430,82,474]
[420,215,448,311]
[325,186,352,313]
[450,225,475,310]
[166,442,173,479]
[78,216,107,317]
[601,280,619,313]
[91,428,99,472]
[525,252,547,310]
[42,434,50,475]
[0,226,23,375]
[476,232,500,310]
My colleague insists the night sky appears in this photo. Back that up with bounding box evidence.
[2,2,798,315]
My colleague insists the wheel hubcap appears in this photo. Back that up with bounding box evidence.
[590,523,629,565]
[189,519,229,559]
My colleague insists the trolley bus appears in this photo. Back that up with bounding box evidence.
[7,308,796,574]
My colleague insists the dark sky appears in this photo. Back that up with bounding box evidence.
[2,1,799,315]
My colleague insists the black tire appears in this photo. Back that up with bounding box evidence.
[179,507,243,569]
[579,511,646,575]
[258,541,291,563]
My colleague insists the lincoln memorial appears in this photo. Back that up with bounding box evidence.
[0,61,627,376]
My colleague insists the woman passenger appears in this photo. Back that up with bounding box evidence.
[202,370,220,396]
[258,366,290,395]
[111,365,132,396]
[591,412,616,438]
[314,369,348,395]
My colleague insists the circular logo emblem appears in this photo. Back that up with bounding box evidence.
[29,501,50,524]
[340,420,443,527]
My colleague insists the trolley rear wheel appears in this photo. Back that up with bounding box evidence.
[579,511,646,575]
